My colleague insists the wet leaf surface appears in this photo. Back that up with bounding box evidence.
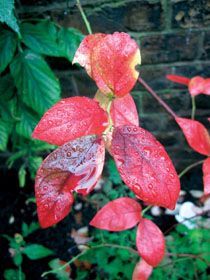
[35,135,105,228]
[32,97,108,146]
[111,125,180,209]
[136,219,165,267]
[203,157,210,195]
[90,197,142,231]
[132,259,153,280]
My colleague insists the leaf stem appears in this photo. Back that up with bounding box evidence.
[41,243,138,277]
[191,96,196,120]
[178,160,204,178]
[138,77,177,119]
[142,205,152,216]
[76,0,92,34]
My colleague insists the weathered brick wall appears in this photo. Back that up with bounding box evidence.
[18,0,210,169]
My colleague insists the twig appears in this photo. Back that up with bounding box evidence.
[191,96,196,120]
[76,0,92,34]
[41,243,138,277]
[178,160,204,178]
[138,77,177,119]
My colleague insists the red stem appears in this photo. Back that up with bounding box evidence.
[138,77,177,119]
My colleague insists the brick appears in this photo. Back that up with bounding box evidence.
[139,31,200,65]
[141,90,191,114]
[122,1,164,32]
[172,0,210,29]
[201,30,210,60]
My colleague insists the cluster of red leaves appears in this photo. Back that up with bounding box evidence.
[167,74,210,195]
[32,32,181,278]
[90,197,165,277]
[166,74,210,96]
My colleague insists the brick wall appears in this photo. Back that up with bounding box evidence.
[18,0,210,169]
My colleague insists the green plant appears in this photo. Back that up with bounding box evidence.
[2,222,53,279]
[0,0,84,184]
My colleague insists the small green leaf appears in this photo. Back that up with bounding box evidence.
[16,107,39,139]
[0,0,20,35]
[10,50,60,115]
[13,251,23,266]
[21,21,60,56]
[0,119,11,151]
[22,222,39,237]
[18,165,26,188]
[28,156,42,178]
[48,258,70,280]
[23,244,53,260]
[4,269,25,280]
[58,27,84,61]
[0,28,17,73]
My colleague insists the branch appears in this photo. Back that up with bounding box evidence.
[138,77,177,119]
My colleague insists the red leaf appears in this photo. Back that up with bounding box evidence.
[176,117,210,156]
[111,94,139,127]
[203,157,210,195]
[91,32,141,97]
[72,33,106,76]
[188,76,205,96]
[32,97,108,145]
[136,219,165,267]
[132,259,153,280]
[90,197,142,231]
[35,135,105,228]
[111,125,180,209]
[166,74,190,86]
[203,78,210,95]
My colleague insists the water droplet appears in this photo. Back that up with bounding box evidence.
[44,204,49,209]
[170,173,174,178]
[133,127,137,132]
[48,120,53,125]
[67,152,71,157]
[166,167,170,172]
[143,147,151,157]
[53,153,57,159]
[148,183,153,189]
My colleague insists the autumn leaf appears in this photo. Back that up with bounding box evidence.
[90,197,142,231]
[35,135,105,228]
[203,157,210,195]
[72,33,106,76]
[111,125,180,209]
[176,117,210,156]
[74,32,141,97]
[136,219,165,267]
[188,76,205,96]
[132,259,153,280]
[32,97,108,145]
[166,74,190,86]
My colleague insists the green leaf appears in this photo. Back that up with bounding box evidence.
[0,119,11,150]
[0,74,15,100]
[0,28,17,73]
[28,156,42,178]
[58,27,84,61]
[13,251,23,266]
[22,222,39,237]
[10,50,60,115]
[16,107,39,139]
[21,21,61,57]
[48,258,70,280]
[18,165,26,188]
[23,244,53,260]
[0,0,20,34]
[4,269,25,280]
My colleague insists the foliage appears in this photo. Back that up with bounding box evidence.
[2,222,53,279]
[0,7,84,182]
